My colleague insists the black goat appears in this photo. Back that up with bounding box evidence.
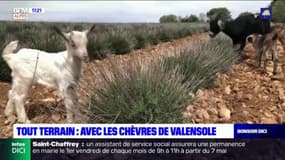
[209,14,271,55]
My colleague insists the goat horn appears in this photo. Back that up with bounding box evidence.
[52,26,68,41]
[88,25,96,33]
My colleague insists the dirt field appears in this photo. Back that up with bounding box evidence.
[1,33,284,138]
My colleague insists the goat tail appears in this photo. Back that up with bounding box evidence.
[2,40,19,61]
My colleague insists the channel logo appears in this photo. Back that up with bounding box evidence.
[13,7,45,20]
[260,8,272,20]
[13,8,28,20]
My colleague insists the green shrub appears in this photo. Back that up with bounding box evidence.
[6,23,20,33]
[0,57,11,81]
[0,32,13,82]
[88,33,110,60]
[43,32,65,52]
[73,24,84,30]
[148,34,160,45]
[156,31,171,42]
[162,37,239,92]
[88,62,192,123]
[87,37,238,124]
[134,34,147,49]
[108,35,131,54]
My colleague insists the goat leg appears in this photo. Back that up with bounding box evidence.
[15,94,30,123]
[237,41,247,59]
[272,45,278,75]
[62,84,79,123]
[279,36,285,51]
[258,49,263,68]
[4,90,16,116]
[262,46,268,73]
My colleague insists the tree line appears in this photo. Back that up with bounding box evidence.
[160,0,285,23]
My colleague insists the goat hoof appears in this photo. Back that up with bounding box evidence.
[25,120,31,124]
[22,120,31,124]
[4,115,17,125]
[17,118,31,124]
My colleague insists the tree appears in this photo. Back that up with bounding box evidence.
[271,0,285,22]
[159,14,178,23]
[199,13,207,22]
[239,11,254,17]
[188,15,199,22]
[180,14,199,23]
[207,8,232,21]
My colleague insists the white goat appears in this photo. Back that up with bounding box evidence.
[2,25,95,123]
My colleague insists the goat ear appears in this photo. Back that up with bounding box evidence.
[209,14,215,21]
[85,25,96,35]
[246,35,254,43]
[209,13,219,21]
[217,20,225,30]
[52,26,69,42]
[89,25,96,32]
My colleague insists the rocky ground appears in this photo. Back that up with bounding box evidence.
[184,41,285,124]
[0,32,284,138]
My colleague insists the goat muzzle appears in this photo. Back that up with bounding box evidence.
[82,56,90,63]
[209,32,216,38]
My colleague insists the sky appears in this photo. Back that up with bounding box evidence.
[0,1,272,23]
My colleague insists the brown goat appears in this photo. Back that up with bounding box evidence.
[246,25,285,75]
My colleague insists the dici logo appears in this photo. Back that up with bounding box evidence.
[1,139,31,160]
[260,8,272,20]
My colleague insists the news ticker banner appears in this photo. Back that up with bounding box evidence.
[0,124,283,160]
[12,124,285,139]
[1,139,285,160]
